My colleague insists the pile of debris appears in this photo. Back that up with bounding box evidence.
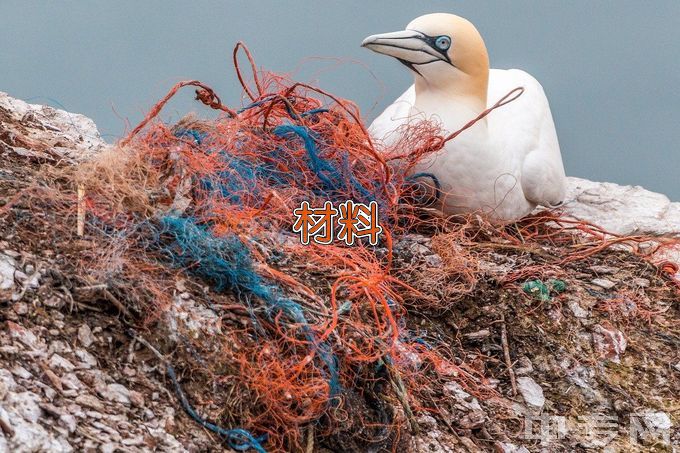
[0,90,678,452]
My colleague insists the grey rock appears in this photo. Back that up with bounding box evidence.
[589,265,618,274]
[0,91,106,158]
[100,442,118,453]
[59,414,77,433]
[43,295,65,308]
[10,366,32,380]
[14,268,40,290]
[592,324,627,363]
[517,376,545,409]
[515,356,534,376]
[591,278,616,290]
[636,411,671,430]
[6,322,40,349]
[631,277,650,288]
[85,411,104,420]
[568,299,590,319]
[74,349,97,368]
[7,392,42,423]
[564,177,680,238]
[77,324,95,348]
[563,177,680,280]
[0,405,14,437]
[60,373,83,391]
[100,383,131,405]
[499,443,530,453]
[464,329,491,340]
[410,415,460,453]
[0,369,17,401]
[121,436,144,446]
[74,394,105,412]
[129,390,144,408]
[1,250,20,259]
[11,303,28,316]
[0,385,73,451]
[48,354,75,373]
[0,254,17,291]
[92,421,121,439]
[443,381,482,412]
[424,253,443,267]
[48,340,71,356]
[565,365,608,405]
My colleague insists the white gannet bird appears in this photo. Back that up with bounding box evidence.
[362,13,566,222]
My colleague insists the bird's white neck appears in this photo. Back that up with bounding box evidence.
[414,70,488,114]
[413,78,489,135]
[415,65,489,106]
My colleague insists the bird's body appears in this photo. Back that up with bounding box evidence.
[363,14,566,222]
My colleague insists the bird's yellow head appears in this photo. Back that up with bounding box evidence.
[362,13,489,103]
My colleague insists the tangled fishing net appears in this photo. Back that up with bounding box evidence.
[13,43,678,451]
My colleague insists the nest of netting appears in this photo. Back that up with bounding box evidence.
[17,43,678,451]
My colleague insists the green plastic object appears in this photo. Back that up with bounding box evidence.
[549,279,567,293]
[522,279,566,301]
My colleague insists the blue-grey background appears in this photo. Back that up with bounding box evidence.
[1,1,679,199]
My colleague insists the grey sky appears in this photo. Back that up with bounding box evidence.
[1,1,679,200]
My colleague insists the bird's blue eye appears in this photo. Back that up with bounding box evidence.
[435,36,451,51]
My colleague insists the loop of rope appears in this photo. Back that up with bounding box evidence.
[233,41,264,102]
[121,80,236,146]
[194,87,232,113]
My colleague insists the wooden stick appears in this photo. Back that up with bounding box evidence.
[77,185,85,236]
[500,314,518,397]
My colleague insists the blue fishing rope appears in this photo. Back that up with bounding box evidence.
[273,124,379,206]
[157,216,340,397]
[167,365,268,452]
[405,172,442,204]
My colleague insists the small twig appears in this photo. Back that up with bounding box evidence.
[77,426,103,443]
[128,330,165,361]
[58,285,75,313]
[73,301,104,313]
[431,399,460,439]
[75,284,109,292]
[73,284,133,318]
[471,242,553,259]
[102,289,133,319]
[500,314,517,397]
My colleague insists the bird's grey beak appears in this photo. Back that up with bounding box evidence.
[361,30,446,65]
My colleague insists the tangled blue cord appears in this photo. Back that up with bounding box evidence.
[273,124,379,207]
[167,365,267,452]
[157,216,340,395]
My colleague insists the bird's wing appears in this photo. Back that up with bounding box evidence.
[368,85,416,149]
[488,69,566,206]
